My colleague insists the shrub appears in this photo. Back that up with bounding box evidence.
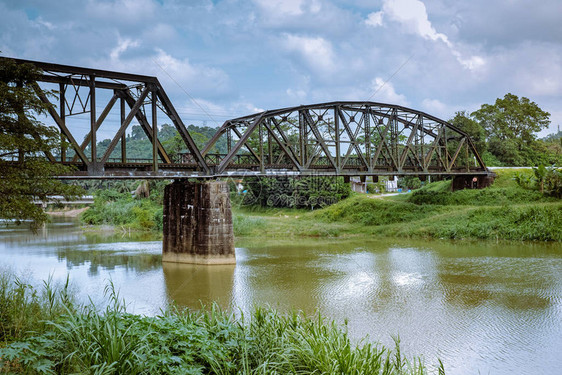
[243,176,351,209]
[80,189,163,231]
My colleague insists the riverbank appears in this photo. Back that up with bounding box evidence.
[233,169,561,241]
[0,271,440,374]
[234,198,561,241]
[78,169,562,242]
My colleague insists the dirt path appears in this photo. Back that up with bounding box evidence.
[46,207,89,217]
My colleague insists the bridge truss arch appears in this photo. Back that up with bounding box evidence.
[3,58,489,179]
[201,101,488,177]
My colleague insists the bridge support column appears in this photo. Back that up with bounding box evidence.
[162,180,235,265]
[452,173,496,191]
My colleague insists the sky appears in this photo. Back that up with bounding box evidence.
[1,0,561,137]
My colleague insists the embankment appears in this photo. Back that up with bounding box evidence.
[79,169,562,242]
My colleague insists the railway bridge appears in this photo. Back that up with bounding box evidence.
[3,58,494,264]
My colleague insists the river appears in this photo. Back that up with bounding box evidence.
[1,217,561,374]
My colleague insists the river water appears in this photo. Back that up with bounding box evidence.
[1,218,561,374]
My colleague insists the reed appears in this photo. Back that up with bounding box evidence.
[0,273,443,374]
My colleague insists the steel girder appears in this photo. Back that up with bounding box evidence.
[3,57,489,179]
[202,102,488,177]
[2,57,210,177]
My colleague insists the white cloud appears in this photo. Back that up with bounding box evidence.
[286,88,308,100]
[369,77,408,105]
[90,47,233,100]
[383,0,450,45]
[3,0,562,133]
[252,0,322,17]
[282,34,336,74]
[491,43,562,97]
[152,49,232,96]
[365,11,384,27]
[253,0,305,16]
[34,17,56,31]
[86,0,156,23]
[421,98,451,118]
[371,0,485,71]
[109,38,139,61]
[451,51,485,71]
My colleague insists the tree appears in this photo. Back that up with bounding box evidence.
[130,125,147,140]
[472,93,550,142]
[472,93,551,166]
[0,58,83,228]
[449,111,487,156]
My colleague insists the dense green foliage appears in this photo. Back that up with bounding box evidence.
[241,176,351,209]
[0,274,440,374]
[0,272,74,345]
[453,93,560,166]
[80,183,165,231]
[514,166,562,198]
[78,169,562,241]
[397,176,423,190]
[408,176,551,206]
[0,59,83,227]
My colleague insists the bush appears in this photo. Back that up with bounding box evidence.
[80,189,163,231]
[232,214,266,236]
[0,271,73,343]
[544,167,562,198]
[430,204,562,241]
[513,165,562,198]
[312,194,443,226]
[243,176,351,209]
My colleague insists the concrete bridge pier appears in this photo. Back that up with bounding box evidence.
[162,180,235,265]
[452,173,496,191]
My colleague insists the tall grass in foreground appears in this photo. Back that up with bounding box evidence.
[0,270,74,344]
[0,273,444,374]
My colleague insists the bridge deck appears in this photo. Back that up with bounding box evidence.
[49,160,489,179]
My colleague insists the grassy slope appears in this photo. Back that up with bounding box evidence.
[235,169,562,241]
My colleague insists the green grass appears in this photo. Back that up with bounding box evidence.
[407,171,551,206]
[233,169,562,242]
[232,214,267,236]
[0,270,75,344]
[368,202,562,241]
[0,273,442,374]
[311,195,445,226]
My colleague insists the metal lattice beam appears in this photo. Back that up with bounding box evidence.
[2,57,490,179]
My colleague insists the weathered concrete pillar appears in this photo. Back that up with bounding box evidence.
[452,172,496,191]
[162,180,235,265]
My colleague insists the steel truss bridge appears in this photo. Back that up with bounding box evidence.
[3,58,490,180]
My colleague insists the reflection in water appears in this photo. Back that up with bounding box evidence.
[163,262,235,308]
[1,219,562,375]
[57,245,162,275]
